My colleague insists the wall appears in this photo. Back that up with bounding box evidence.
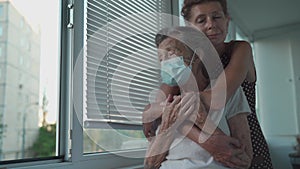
[254,29,300,169]
[290,32,300,133]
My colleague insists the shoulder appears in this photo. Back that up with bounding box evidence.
[231,40,252,53]
[227,40,253,62]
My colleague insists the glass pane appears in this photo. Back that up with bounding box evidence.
[0,0,60,160]
[83,0,167,155]
[84,128,147,154]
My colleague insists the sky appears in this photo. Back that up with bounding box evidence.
[10,0,60,123]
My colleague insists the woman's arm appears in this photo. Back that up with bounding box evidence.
[142,103,163,141]
[144,94,198,168]
[142,84,180,140]
[201,41,254,109]
[178,100,252,169]
[143,83,248,167]
[144,125,175,169]
[228,113,253,168]
[178,121,250,168]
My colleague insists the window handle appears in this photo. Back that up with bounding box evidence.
[67,3,74,29]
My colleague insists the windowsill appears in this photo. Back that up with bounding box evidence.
[118,164,144,169]
[3,149,146,169]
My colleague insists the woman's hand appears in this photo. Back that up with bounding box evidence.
[228,113,253,168]
[142,102,164,141]
[180,120,250,168]
[143,92,198,139]
[143,121,156,141]
[160,93,198,132]
[202,133,250,168]
[144,93,198,169]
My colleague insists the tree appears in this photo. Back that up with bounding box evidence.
[0,123,7,160]
[30,90,56,157]
[30,124,56,157]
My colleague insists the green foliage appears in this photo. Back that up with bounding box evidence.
[30,124,56,157]
[117,129,145,138]
[83,129,146,153]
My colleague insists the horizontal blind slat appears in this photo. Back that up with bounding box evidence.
[85,0,167,125]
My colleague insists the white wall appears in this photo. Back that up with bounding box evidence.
[254,29,300,169]
[290,32,300,133]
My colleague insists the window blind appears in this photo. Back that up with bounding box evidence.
[84,0,172,128]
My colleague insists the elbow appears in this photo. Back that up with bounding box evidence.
[142,104,153,122]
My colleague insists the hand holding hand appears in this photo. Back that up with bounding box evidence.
[142,102,164,140]
[160,92,199,132]
[201,134,250,168]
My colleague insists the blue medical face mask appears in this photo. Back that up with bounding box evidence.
[160,51,196,86]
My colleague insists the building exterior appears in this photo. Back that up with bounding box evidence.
[0,0,40,160]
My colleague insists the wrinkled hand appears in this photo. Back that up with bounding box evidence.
[142,102,164,140]
[142,94,177,140]
[235,149,252,169]
[160,93,199,132]
[201,134,250,168]
[143,92,199,141]
[143,121,156,141]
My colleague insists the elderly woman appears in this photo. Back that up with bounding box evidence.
[143,26,252,169]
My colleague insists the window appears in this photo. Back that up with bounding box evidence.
[0,26,2,37]
[83,0,172,154]
[0,0,60,164]
[0,5,3,17]
[73,0,178,167]
[0,0,179,168]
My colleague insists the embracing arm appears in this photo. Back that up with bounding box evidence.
[144,126,175,169]
[178,100,250,168]
[228,113,253,168]
[201,41,254,109]
[144,99,177,169]
[179,120,250,168]
[142,84,180,140]
[144,94,198,169]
